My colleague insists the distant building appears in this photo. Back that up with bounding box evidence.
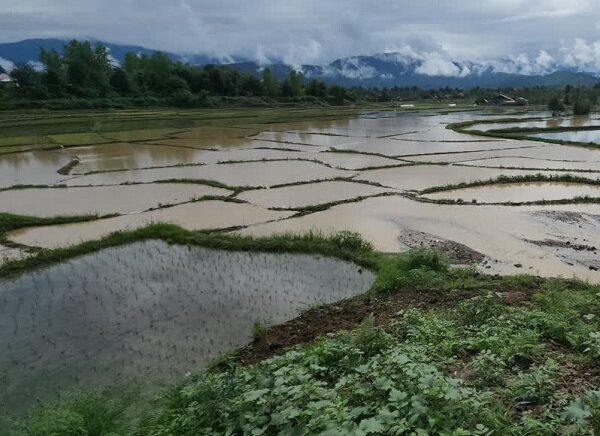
[489,94,516,106]
[477,94,528,107]
[516,97,529,106]
[0,73,17,89]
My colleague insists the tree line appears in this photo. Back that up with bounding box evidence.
[1,39,599,111]
[0,40,350,107]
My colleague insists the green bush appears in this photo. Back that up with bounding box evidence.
[573,97,592,115]
[330,231,373,252]
[405,248,448,272]
[371,249,449,293]
[15,391,125,436]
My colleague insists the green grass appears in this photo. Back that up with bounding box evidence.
[0,225,379,279]
[0,212,109,239]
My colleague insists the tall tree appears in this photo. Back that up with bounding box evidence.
[262,68,278,97]
[39,48,65,96]
[288,70,303,97]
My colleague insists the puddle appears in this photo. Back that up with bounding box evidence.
[422,182,600,204]
[238,181,390,209]
[0,184,230,217]
[0,240,375,413]
[9,201,293,248]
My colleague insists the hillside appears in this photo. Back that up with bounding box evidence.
[1,39,599,89]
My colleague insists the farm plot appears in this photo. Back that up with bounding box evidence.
[0,240,375,414]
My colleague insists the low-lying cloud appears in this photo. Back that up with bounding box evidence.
[0,57,14,72]
[2,0,600,75]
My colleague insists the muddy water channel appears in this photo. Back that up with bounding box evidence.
[0,240,374,414]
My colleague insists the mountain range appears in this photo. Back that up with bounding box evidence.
[1,38,598,89]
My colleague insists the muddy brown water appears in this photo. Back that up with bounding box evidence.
[356,165,587,191]
[422,182,600,204]
[0,184,231,217]
[0,150,72,189]
[0,240,375,414]
[4,110,600,282]
[469,115,600,132]
[238,181,390,209]
[66,160,353,188]
[8,201,294,248]
[239,195,600,281]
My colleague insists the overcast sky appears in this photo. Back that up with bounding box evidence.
[1,0,600,68]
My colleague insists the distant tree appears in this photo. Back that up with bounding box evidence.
[262,68,278,97]
[109,67,132,95]
[547,97,565,114]
[164,75,190,94]
[10,64,47,98]
[39,48,65,96]
[306,79,327,98]
[288,70,303,97]
[280,79,292,97]
[240,75,263,96]
[573,97,592,115]
[0,64,5,74]
[329,85,346,105]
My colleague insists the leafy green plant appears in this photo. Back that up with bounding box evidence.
[330,231,373,252]
[15,391,125,436]
[509,359,558,404]
[468,350,507,387]
[405,248,448,272]
[457,292,505,326]
[252,320,271,341]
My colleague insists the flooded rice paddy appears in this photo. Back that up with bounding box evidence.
[0,240,375,413]
[530,129,600,145]
[0,183,230,217]
[422,182,600,204]
[3,107,600,415]
[2,109,600,281]
[9,201,294,248]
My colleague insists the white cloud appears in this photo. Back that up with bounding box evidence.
[562,38,600,71]
[0,57,14,72]
[281,40,321,70]
[253,45,272,66]
[0,0,599,71]
[415,53,467,77]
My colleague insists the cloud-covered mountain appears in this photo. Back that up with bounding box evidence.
[1,38,598,89]
[0,38,243,70]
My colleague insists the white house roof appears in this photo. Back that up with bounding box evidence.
[0,73,13,82]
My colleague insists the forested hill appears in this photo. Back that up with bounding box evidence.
[1,38,599,89]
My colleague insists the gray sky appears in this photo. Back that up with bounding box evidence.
[1,0,600,69]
